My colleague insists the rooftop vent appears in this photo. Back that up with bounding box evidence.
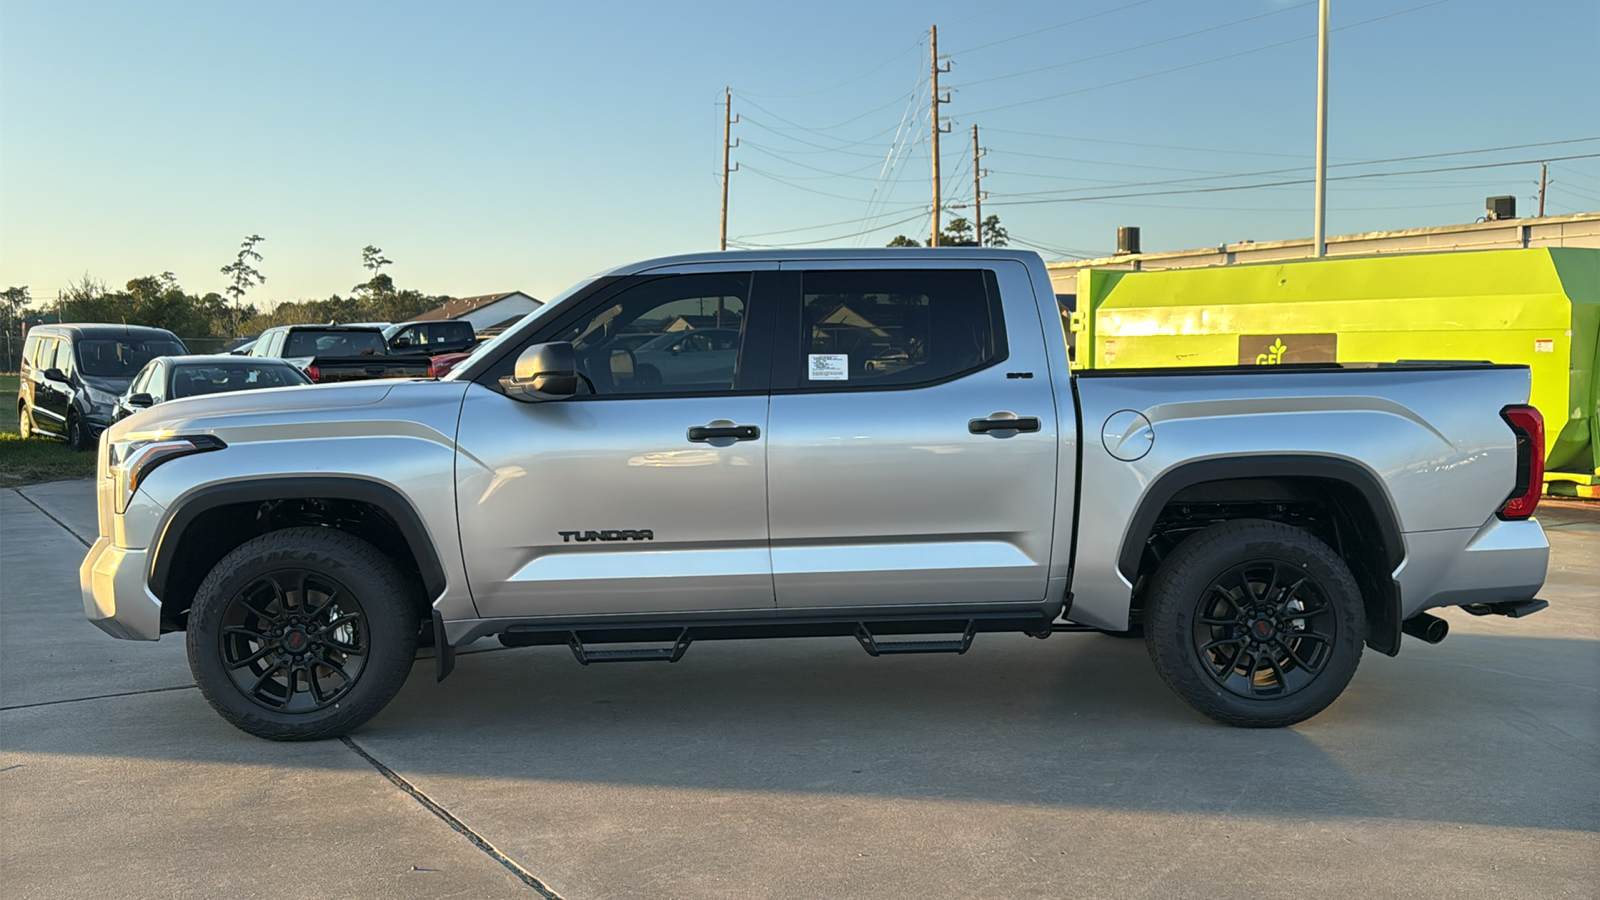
[1486,195,1516,221]
[1115,226,1141,255]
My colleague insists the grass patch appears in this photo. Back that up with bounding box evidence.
[0,374,98,488]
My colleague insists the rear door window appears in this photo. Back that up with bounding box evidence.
[788,269,1006,390]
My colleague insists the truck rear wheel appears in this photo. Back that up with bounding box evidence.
[1143,519,1364,728]
[186,527,420,741]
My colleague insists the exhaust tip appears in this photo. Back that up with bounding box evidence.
[1402,612,1450,644]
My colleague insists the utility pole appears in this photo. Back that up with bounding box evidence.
[972,124,985,246]
[930,25,951,246]
[1537,162,1549,217]
[720,86,739,251]
[1312,0,1330,258]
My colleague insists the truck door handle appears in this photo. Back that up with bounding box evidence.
[969,414,1041,434]
[687,423,761,442]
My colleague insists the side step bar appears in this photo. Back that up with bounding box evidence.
[854,621,976,656]
[566,628,692,665]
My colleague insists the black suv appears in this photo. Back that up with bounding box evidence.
[17,324,187,449]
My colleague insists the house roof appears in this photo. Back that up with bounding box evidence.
[408,291,535,323]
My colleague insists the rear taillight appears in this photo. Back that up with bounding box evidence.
[305,364,321,383]
[1498,405,1544,520]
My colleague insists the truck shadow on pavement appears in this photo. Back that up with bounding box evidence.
[330,627,1597,834]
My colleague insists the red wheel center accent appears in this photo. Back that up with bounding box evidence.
[285,630,309,652]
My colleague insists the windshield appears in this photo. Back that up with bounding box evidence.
[443,278,586,380]
[283,330,386,357]
[77,338,188,377]
[171,363,309,398]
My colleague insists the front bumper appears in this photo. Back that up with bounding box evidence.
[80,537,162,641]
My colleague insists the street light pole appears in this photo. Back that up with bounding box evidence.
[1313,0,1330,258]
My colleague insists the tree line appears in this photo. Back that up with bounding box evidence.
[887,215,1009,248]
[1,238,450,369]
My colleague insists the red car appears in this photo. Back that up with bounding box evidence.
[428,351,473,378]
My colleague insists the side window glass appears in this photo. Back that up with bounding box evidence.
[31,338,54,368]
[547,272,753,395]
[148,364,167,401]
[22,336,38,369]
[798,269,1003,388]
[54,340,76,376]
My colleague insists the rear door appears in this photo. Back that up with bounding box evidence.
[454,266,779,619]
[764,260,1060,610]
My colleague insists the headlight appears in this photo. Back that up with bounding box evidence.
[107,435,226,513]
[85,386,119,407]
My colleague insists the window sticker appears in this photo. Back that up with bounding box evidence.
[808,353,849,381]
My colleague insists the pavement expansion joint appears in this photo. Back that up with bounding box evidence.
[339,735,563,897]
[0,683,197,712]
[12,487,92,548]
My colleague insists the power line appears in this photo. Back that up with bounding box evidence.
[950,0,1160,54]
[986,152,1600,207]
[984,127,1318,160]
[738,143,888,180]
[733,89,920,135]
[730,209,931,248]
[738,116,908,159]
[965,0,1457,117]
[988,137,1600,199]
[733,204,931,239]
[961,1,1314,88]
[740,165,909,202]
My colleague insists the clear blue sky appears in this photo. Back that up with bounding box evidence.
[3,0,1597,308]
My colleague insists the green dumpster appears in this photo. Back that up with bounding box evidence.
[1070,248,1600,488]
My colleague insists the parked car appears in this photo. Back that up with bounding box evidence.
[221,335,258,355]
[249,324,431,383]
[111,355,311,423]
[385,319,478,356]
[425,351,474,379]
[17,323,187,449]
[83,249,1550,741]
[630,327,742,388]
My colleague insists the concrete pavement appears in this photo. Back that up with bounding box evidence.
[3,480,1596,898]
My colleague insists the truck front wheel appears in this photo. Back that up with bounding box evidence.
[1143,519,1364,728]
[186,527,421,741]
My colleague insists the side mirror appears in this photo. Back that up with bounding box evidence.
[127,393,154,409]
[501,342,578,402]
[390,336,412,349]
[42,367,67,382]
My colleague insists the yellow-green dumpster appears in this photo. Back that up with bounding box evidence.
[1070,248,1600,491]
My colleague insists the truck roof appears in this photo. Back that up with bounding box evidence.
[596,247,1046,278]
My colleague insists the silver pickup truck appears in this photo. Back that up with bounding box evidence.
[81,249,1551,740]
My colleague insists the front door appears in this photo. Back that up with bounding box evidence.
[765,260,1060,610]
[455,268,777,620]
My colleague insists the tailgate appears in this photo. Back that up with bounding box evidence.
[310,356,431,382]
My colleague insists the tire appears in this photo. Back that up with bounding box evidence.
[186,527,421,741]
[17,404,33,438]
[66,411,89,451]
[1143,519,1365,728]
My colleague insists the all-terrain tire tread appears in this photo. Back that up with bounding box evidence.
[186,526,421,741]
[1143,519,1365,728]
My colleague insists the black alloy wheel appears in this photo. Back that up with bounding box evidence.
[187,527,420,740]
[1144,519,1365,728]
[219,568,369,713]
[1191,559,1336,699]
